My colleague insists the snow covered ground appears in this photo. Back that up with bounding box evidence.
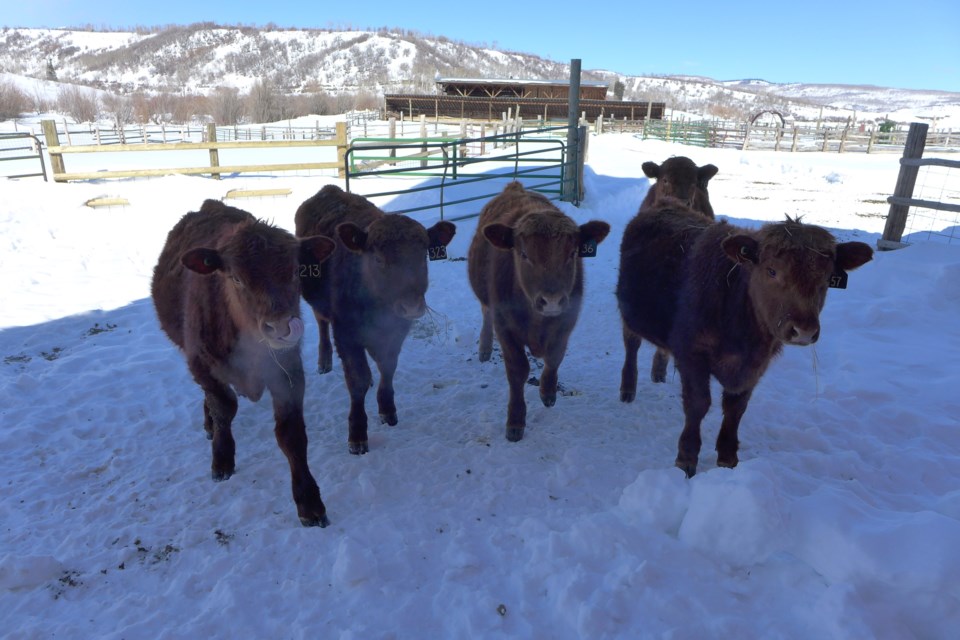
[1,130,959,638]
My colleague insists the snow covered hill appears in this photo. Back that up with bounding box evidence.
[1,24,958,126]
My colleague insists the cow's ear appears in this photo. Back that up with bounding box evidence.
[580,220,611,245]
[698,164,719,185]
[428,220,457,247]
[181,248,223,274]
[299,235,336,265]
[641,161,660,179]
[483,223,514,250]
[835,241,873,272]
[336,222,367,253]
[722,235,759,265]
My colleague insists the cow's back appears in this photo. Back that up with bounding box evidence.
[616,203,711,348]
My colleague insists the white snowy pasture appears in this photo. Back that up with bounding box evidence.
[1,131,959,639]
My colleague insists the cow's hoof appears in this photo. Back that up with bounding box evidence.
[300,512,330,528]
[348,441,369,455]
[540,394,556,408]
[478,349,492,362]
[379,412,398,426]
[620,389,635,403]
[675,458,697,478]
[506,426,525,442]
[716,456,739,469]
[317,364,332,375]
[651,373,666,384]
[211,468,234,482]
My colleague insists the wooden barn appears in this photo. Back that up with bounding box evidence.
[384,77,665,123]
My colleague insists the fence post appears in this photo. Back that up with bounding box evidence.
[41,119,65,179]
[336,121,348,178]
[419,115,428,169]
[839,127,848,153]
[206,123,221,180]
[881,122,928,247]
[741,122,751,151]
[867,129,877,154]
[821,130,830,152]
[388,117,397,166]
[791,127,799,152]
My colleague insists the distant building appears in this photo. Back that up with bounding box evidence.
[384,77,665,122]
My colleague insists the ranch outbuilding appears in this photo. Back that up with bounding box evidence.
[384,77,666,123]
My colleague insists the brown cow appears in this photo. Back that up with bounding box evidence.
[616,201,872,476]
[151,199,336,527]
[468,181,610,442]
[622,156,719,393]
[638,156,718,217]
[295,185,456,455]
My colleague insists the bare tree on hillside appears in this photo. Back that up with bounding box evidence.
[209,87,244,125]
[57,85,100,123]
[103,93,134,130]
[0,80,31,120]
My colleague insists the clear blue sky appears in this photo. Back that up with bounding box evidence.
[5,0,959,92]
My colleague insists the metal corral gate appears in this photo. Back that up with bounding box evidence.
[0,132,47,180]
[344,125,583,221]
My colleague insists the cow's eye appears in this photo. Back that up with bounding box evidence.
[767,268,777,279]
[230,275,243,287]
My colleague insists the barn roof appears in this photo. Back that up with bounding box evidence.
[437,77,609,88]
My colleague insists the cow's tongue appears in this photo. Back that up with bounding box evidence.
[285,317,304,342]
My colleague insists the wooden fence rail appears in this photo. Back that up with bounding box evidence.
[41,120,348,182]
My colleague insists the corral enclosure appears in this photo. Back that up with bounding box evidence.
[1,132,959,637]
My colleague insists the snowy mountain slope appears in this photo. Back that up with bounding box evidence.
[1,24,958,126]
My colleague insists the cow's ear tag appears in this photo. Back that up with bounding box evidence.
[579,238,598,258]
[829,268,848,289]
[428,244,448,261]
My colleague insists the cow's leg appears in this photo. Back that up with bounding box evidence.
[190,358,238,481]
[651,347,670,384]
[478,305,494,362]
[268,358,328,528]
[337,338,373,455]
[539,332,571,408]
[369,339,402,427]
[499,330,530,442]
[202,400,214,439]
[676,361,711,477]
[716,388,752,468]
[314,310,333,374]
[620,324,641,402]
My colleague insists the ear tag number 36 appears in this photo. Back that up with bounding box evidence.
[579,238,598,258]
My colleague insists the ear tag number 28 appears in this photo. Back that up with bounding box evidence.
[579,238,598,258]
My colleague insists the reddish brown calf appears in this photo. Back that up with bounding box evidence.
[616,203,872,476]
[295,185,456,455]
[468,182,610,442]
[622,156,719,392]
[152,200,336,527]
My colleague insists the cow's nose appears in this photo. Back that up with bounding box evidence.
[395,299,426,320]
[263,316,304,344]
[536,293,568,316]
[787,323,820,345]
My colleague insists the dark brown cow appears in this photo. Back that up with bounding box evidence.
[638,156,718,217]
[623,156,719,391]
[616,201,872,476]
[295,185,456,455]
[151,199,336,527]
[468,181,610,442]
